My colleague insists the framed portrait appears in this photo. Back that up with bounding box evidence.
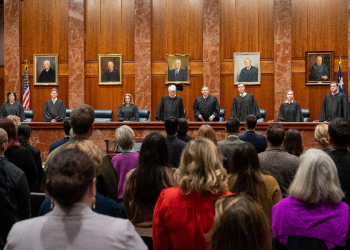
[234,52,261,85]
[34,54,58,85]
[306,51,334,85]
[165,54,190,85]
[98,54,122,85]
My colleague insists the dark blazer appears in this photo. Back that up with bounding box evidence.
[177,134,194,143]
[49,136,70,154]
[218,136,246,172]
[168,68,187,81]
[238,131,267,153]
[330,149,350,205]
[165,135,186,168]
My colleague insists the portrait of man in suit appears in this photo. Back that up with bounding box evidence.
[168,59,187,81]
[166,54,190,84]
[98,54,123,85]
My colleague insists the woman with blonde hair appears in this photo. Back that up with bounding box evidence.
[152,137,232,250]
[277,90,304,122]
[315,124,331,152]
[208,195,272,250]
[273,149,349,249]
[117,93,139,121]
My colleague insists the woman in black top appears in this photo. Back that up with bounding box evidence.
[277,90,304,122]
[117,94,139,122]
[0,91,26,122]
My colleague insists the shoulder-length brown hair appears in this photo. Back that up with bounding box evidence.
[196,125,217,145]
[122,93,135,105]
[175,137,227,195]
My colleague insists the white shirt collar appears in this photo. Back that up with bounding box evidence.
[284,100,294,104]
[169,94,176,99]
[246,66,251,70]
[332,90,339,96]
[52,98,57,102]
[239,92,247,97]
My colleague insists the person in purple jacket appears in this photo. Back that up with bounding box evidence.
[111,125,139,218]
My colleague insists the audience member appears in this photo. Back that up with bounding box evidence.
[328,117,350,205]
[0,159,16,250]
[258,123,299,198]
[39,140,123,218]
[208,195,272,250]
[4,148,147,249]
[112,125,139,217]
[0,128,30,221]
[229,142,282,223]
[152,138,231,250]
[49,118,71,153]
[218,119,245,169]
[7,115,20,131]
[123,132,176,250]
[238,114,267,153]
[44,104,119,201]
[197,124,229,170]
[273,149,349,249]
[283,129,303,157]
[164,117,186,167]
[17,124,43,189]
[314,124,331,153]
[176,118,194,142]
[0,118,38,191]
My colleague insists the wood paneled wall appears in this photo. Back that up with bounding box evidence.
[12,0,349,122]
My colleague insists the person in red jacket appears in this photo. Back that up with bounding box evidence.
[152,137,232,250]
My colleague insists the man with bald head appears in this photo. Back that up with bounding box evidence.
[155,85,185,121]
[0,128,30,222]
[102,61,120,82]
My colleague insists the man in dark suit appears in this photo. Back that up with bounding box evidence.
[164,117,186,168]
[38,60,56,83]
[168,59,187,81]
[102,61,120,82]
[258,123,299,198]
[238,114,267,153]
[218,118,245,171]
[238,58,258,82]
[49,118,71,153]
[328,117,350,205]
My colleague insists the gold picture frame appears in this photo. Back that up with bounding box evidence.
[98,54,122,85]
[165,54,190,85]
[34,54,58,86]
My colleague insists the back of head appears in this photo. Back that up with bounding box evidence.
[175,137,227,195]
[17,124,32,146]
[315,124,329,145]
[226,118,240,133]
[0,118,20,148]
[177,118,189,135]
[284,129,303,157]
[328,117,350,148]
[46,148,96,208]
[266,123,285,146]
[7,115,21,130]
[0,128,8,146]
[130,132,172,206]
[245,115,257,129]
[288,149,344,204]
[197,124,217,145]
[70,104,95,135]
[208,195,272,250]
[66,140,102,176]
[63,118,71,136]
[164,117,178,135]
[115,125,134,150]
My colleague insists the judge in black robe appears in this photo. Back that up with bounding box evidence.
[230,83,260,122]
[155,86,185,121]
[38,68,55,83]
[117,105,139,121]
[193,87,220,122]
[319,85,350,122]
[0,92,26,122]
[277,101,304,122]
[238,58,258,82]
[102,69,120,82]
[309,56,329,81]
[43,89,66,122]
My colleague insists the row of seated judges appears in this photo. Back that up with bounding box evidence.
[1,101,350,249]
[1,81,348,123]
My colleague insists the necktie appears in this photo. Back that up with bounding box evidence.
[53,100,55,104]
[176,69,179,75]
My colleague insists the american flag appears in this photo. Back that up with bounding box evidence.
[23,64,30,110]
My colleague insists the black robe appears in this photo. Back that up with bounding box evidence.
[117,104,139,121]
[238,66,259,82]
[43,99,66,122]
[230,93,260,122]
[277,101,304,122]
[38,68,56,83]
[319,92,350,122]
[193,95,220,121]
[155,95,184,121]
[0,102,26,122]
[309,63,329,81]
[102,69,120,82]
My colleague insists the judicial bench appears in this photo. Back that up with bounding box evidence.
[26,122,324,162]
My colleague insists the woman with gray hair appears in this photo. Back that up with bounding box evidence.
[111,125,139,216]
[272,149,349,249]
